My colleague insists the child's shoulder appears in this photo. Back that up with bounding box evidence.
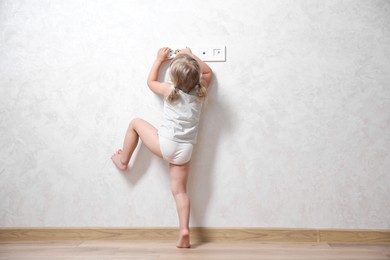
[161,82,173,96]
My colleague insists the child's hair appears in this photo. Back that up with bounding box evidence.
[167,54,207,103]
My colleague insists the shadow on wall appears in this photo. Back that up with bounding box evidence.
[120,144,165,185]
[189,75,232,239]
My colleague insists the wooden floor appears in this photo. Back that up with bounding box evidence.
[0,240,389,260]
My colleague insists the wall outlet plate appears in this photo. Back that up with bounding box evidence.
[197,46,226,62]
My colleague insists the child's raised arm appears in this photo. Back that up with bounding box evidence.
[147,48,172,96]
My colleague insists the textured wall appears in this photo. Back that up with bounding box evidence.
[1,0,389,229]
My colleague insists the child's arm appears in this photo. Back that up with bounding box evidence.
[180,48,213,88]
[147,48,172,96]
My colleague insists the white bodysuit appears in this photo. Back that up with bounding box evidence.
[158,87,203,164]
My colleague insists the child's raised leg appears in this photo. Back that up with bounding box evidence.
[169,162,191,248]
[111,118,162,170]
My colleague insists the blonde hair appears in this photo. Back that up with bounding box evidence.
[167,54,207,103]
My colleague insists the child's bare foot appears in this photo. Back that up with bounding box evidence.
[176,229,191,248]
[111,149,128,171]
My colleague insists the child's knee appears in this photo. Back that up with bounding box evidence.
[171,184,186,197]
[129,118,142,129]
[171,190,187,198]
[130,117,140,124]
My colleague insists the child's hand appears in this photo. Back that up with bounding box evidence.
[179,47,192,55]
[156,47,171,62]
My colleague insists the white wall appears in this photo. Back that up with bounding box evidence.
[1,0,389,229]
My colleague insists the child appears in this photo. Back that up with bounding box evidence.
[111,47,212,248]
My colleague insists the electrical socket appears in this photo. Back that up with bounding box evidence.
[197,46,226,62]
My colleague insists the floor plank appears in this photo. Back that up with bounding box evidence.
[0,240,389,260]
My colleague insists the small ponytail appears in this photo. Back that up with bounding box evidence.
[167,87,180,103]
[196,83,207,102]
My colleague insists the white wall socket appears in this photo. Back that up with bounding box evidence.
[197,46,226,62]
